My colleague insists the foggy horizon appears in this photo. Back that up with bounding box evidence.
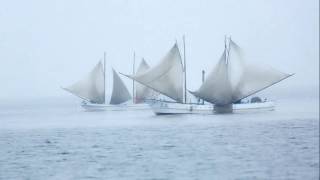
[0,0,318,100]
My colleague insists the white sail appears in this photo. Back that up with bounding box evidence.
[228,40,292,102]
[191,49,233,105]
[64,61,105,104]
[110,69,132,104]
[135,59,158,103]
[192,39,292,105]
[125,44,184,102]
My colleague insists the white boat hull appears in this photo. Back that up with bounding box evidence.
[81,102,150,111]
[149,101,275,115]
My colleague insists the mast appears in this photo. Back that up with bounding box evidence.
[183,35,187,104]
[202,70,205,105]
[227,36,231,63]
[104,51,106,104]
[132,52,136,104]
[225,36,231,82]
[224,35,228,64]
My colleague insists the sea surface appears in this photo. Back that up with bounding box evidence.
[0,98,319,180]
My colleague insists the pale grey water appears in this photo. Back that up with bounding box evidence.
[0,98,319,180]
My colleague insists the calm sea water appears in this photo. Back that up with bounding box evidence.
[0,98,318,180]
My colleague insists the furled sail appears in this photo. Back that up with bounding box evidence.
[64,61,105,104]
[124,44,184,102]
[135,59,158,103]
[192,39,292,105]
[110,69,132,104]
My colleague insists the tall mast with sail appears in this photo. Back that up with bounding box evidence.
[63,61,105,104]
[63,54,132,106]
[121,43,184,103]
[132,52,136,103]
[183,35,187,103]
[191,38,293,112]
[104,52,106,104]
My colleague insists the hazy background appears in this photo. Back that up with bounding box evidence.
[0,0,318,101]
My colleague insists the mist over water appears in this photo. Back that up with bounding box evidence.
[0,0,318,179]
[0,0,318,99]
[0,97,318,179]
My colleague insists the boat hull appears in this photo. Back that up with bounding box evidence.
[81,102,150,111]
[149,101,275,115]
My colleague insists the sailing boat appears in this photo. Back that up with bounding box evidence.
[122,37,293,115]
[63,54,150,111]
[190,37,293,113]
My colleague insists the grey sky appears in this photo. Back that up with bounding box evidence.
[0,0,318,99]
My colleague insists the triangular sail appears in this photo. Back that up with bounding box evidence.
[124,44,184,102]
[64,61,105,104]
[193,39,292,105]
[135,59,158,103]
[191,49,233,105]
[110,69,132,104]
[228,40,292,102]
